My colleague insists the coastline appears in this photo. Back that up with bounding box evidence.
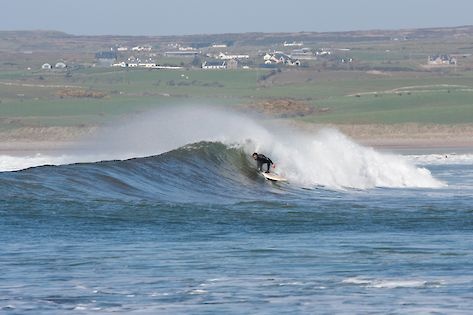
[300,122,473,153]
[0,126,96,156]
[1,123,473,156]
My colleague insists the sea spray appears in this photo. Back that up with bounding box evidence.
[85,105,271,159]
[0,154,69,172]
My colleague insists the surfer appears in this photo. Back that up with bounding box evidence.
[252,152,273,173]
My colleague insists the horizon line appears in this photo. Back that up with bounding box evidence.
[1,24,473,38]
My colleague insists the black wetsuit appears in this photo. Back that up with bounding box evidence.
[255,154,273,173]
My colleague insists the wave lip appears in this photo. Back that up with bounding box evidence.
[0,154,70,172]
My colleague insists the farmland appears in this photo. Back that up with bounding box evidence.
[1,26,473,147]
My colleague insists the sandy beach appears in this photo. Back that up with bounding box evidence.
[336,123,473,150]
[0,126,96,155]
[2,123,473,156]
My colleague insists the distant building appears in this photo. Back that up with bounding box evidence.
[178,46,196,51]
[315,49,332,56]
[263,52,301,66]
[226,59,239,70]
[112,62,128,68]
[202,61,227,69]
[112,61,183,70]
[291,48,316,60]
[428,54,457,65]
[283,41,303,47]
[139,63,158,68]
[41,63,52,70]
[132,46,152,52]
[95,51,117,60]
[95,51,117,67]
[55,62,66,69]
[217,52,249,60]
[165,51,200,57]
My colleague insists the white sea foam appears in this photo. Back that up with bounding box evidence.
[248,127,444,189]
[342,277,444,289]
[0,106,445,189]
[188,289,208,295]
[407,153,473,165]
[0,153,118,172]
[0,154,70,172]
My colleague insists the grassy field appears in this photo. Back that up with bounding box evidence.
[2,67,473,130]
[2,27,473,142]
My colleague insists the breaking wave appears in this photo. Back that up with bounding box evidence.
[0,106,444,200]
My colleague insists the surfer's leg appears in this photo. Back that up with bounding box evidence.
[265,163,270,173]
[257,161,263,171]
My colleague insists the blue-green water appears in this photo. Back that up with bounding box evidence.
[1,140,472,314]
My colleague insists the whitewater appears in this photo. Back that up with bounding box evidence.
[1,107,472,314]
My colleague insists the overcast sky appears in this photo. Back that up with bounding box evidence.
[1,0,472,36]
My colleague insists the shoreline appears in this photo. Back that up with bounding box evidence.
[1,123,473,156]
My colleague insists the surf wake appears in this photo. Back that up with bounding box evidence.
[0,106,444,190]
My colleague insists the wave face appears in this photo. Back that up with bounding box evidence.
[1,142,264,204]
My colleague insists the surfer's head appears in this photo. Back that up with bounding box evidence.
[252,153,258,159]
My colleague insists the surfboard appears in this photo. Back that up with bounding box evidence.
[262,172,287,182]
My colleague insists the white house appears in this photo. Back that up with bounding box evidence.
[428,54,457,65]
[179,46,196,51]
[138,63,158,68]
[55,62,66,69]
[112,62,128,68]
[165,51,200,57]
[283,41,303,47]
[263,53,273,61]
[41,63,52,70]
[132,46,152,52]
[226,59,238,70]
[263,52,301,66]
[202,61,227,69]
[315,49,332,56]
[291,48,315,60]
[218,52,249,60]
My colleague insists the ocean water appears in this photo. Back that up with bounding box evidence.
[1,108,472,314]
